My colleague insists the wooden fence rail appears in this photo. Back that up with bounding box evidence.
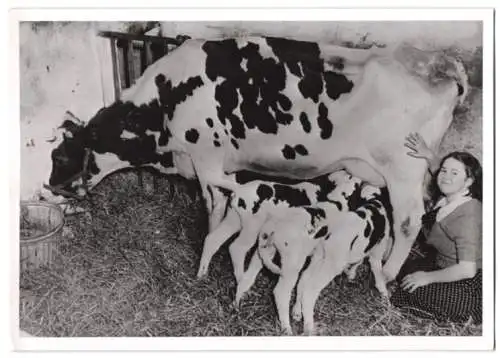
[98,31,187,100]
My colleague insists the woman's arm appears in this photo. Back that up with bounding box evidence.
[405,132,440,173]
[426,261,477,282]
[401,261,477,293]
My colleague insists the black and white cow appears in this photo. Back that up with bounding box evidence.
[257,184,394,335]
[33,37,468,280]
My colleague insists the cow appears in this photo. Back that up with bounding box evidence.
[37,36,468,280]
[257,185,394,335]
[196,169,363,306]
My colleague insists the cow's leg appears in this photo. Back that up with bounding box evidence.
[234,250,264,307]
[209,185,229,232]
[229,223,261,282]
[206,172,244,230]
[192,160,237,232]
[198,183,229,233]
[199,181,215,228]
[184,178,200,201]
[382,181,424,282]
[197,208,241,278]
[171,151,199,200]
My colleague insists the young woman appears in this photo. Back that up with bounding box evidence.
[390,132,482,324]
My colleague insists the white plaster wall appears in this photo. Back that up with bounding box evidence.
[158,21,482,50]
[19,21,117,200]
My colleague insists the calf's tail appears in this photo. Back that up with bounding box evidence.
[258,234,282,275]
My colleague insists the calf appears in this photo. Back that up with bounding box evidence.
[258,185,393,335]
[196,170,361,306]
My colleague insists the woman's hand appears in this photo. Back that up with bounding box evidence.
[404,132,434,161]
[401,271,433,293]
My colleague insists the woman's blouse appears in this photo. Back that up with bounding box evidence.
[426,198,482,269]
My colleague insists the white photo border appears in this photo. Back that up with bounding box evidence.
[6,6,495,352]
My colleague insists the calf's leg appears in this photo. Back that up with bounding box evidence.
[301,253,346,335]
[369,255,389,298]
[234,250,265,307]
[229,223,261,282]
[273,265,300,335]
[197,209,240,278]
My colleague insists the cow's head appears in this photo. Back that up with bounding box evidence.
[45,111,99,199]
[44,100,176,201]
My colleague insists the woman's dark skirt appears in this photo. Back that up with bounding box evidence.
[390,254,482,324]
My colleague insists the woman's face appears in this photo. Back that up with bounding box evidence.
[437,157,473,197]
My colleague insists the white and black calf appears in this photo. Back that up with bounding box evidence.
[196,170,372,308]
[257,185,394,335]
[40,37,467,280]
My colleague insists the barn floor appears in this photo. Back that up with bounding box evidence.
[18,169,482,337]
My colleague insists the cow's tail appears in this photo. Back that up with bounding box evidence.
[452,59,469,105]
[258,234,282,275]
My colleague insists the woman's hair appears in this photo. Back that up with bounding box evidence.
[428,151,483,203]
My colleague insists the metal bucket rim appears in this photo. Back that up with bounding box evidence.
[20,201,65,244]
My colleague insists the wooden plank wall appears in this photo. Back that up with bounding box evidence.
[98,31,185,100]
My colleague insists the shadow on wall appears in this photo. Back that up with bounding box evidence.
[437,45,482,162]
[19,21,116,200]
[20,21,109,125]
[158,21,482,50]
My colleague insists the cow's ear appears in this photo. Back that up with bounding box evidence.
[63,111,84,126]
[59,111,84,138]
